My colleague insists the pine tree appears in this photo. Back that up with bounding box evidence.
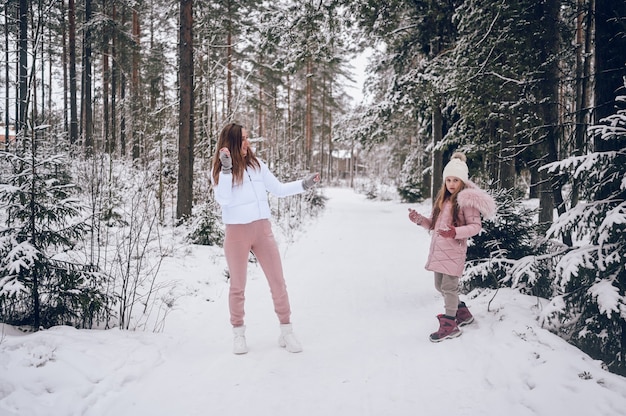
[0,149,108,329]
[187,200,224,246]
[540,83,626,376]
[464,187,553,298]
[397,140,429,202]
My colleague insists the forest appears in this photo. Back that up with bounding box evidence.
[0,0,625,376]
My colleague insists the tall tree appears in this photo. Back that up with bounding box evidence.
[131,8,141,160]
[110,2,118,154]
[82,0,94,153]
[119,6,128,156]
[226,0,234,118]
[102,0,111,154]
[544,81,626,377]
[68,0,78,145]
[61,0,68,136]
[177,0,194,220]
[4,1,11,149]
[593,0,626,142]
[18,0,28,134]
[452,0,526,188]
[350,0,461,197]
[571,0,593,207]
[536,0,564,229]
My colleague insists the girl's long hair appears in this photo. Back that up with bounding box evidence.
[212,123,260,185]
[429,181,466,230]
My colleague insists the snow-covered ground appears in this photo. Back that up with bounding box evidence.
[1,187,626,416]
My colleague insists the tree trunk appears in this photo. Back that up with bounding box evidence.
[30,154,40,330]
[120,6,127,156]
[111,3,117,154]
[287,73,293,166]
[306,57,313,170]
[18,0,28,134]
[258,85,264,137]
[102,0,111,154]
[62,0,68,138]
[83,0,93,153]
[500,115,516,190]
[47,16,52,126]
[31,1,38,127]
[68,0,78,145]
[537,0,566,233]
[177,0,194,221]
[226,0,233,118]
[39,0,45,128]
[4,2,10,150]
[320,75,326,175]
[431,98,443,202]
[327,94,333,181]
[131,9,140,160]
[594,0,626,142]
[571,0,592,207]
[593,0,626,203]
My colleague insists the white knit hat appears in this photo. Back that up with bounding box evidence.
[442,152,469,183]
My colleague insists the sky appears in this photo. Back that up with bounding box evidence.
[1,186,626,416]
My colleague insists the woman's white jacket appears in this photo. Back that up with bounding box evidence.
[213,160,305,224]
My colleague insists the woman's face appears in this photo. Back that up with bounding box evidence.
[240,128,250,157]
[445,176,463,194]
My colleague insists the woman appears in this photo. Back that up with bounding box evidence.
[212,123,319,354]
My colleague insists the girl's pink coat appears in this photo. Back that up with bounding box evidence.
[418,181,496,277]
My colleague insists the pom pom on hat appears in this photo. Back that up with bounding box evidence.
[442,152,469,183]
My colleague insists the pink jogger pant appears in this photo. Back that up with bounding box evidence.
[224,219,291,327]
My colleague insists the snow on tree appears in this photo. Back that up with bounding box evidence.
[539,85,626,376]
[0,150,108,329]
[464,187,555,299]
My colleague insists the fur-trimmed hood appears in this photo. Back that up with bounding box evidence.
[457,180,497,219]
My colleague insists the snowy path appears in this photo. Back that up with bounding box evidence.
[2,187,626,416]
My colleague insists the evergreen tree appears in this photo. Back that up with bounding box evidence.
[187,200,224,246]
[464,187,553,298]
[397,131,429,202]
[0,149,108,329]
[348,0,463,197]
[451,0,542,186]
[540,83,626,376]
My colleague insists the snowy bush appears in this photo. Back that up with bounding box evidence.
[271,189,327,244]
[464,187,555,298]
[79,160,171,331]
[187,200,224,246]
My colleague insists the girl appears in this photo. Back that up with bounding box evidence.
[408,152,495,342]
[212,123,319,354]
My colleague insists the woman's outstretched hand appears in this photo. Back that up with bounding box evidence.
[302,173,320,190]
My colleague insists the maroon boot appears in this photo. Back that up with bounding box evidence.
[456,302,474,327]
[429,314,461,342]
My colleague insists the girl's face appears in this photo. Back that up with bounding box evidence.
[240,128,250,157]
[445,176,463,194]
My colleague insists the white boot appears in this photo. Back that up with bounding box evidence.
[233,326,248,354]
[278,323,303,353]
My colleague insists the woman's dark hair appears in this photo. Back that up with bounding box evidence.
[212,123,260,185]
